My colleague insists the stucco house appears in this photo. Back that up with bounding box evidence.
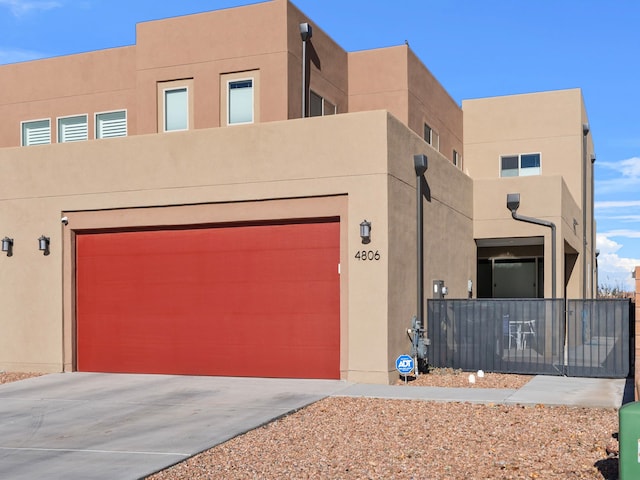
[0,0,595,384]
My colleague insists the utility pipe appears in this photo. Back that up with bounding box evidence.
[507,193,557,299]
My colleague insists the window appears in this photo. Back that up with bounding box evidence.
[221,70,259,127]
[164,87,188,131]
[157,79,193,133]
[58,115,88,143]
[500,153,541,177]
[453,150,461,168]
[310,91,337,117]
[21,119,51,146]
[96,110,127,139]
[228,79,253,125]
[423,123,439,151]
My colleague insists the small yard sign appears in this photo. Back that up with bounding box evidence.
[396,354,414,376]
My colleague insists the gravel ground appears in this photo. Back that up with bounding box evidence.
[0,371,620,479]
[147,370,620,480]
[0,371,43,384]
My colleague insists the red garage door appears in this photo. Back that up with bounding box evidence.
[76,221,340,379]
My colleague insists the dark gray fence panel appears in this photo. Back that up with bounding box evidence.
[566,299,630,378]
[427,299,565,375]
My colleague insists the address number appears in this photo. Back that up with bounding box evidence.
[355,250,381,261]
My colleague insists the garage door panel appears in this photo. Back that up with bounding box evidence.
[77,221,340,379]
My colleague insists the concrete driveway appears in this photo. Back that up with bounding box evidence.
[0,372,351,480]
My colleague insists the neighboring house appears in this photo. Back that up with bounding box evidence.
[0,0,595,384]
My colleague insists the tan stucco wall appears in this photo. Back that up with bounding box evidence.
[474,175,582,299]
[0,47,137,147]
[465,89,596,298]
[287,2,349,119]
[406,49,463,164]
[0,110,474,383]
[348,45,464,168]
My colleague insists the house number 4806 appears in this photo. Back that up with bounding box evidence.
[354,250,381,261]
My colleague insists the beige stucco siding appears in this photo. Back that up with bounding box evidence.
[0,110,474,382]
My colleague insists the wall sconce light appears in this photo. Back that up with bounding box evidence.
[2,237,13,257]
[360,220,371,244]
[38,235,50,256]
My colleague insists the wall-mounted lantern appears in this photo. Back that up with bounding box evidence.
[2,237,13,257]
[359,220,371,244]
[38,235,50,256]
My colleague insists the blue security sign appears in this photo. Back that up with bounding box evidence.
[395,354,414,375]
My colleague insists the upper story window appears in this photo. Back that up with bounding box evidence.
[228,79,254,125]
[96,110,127,139]
[500,153,541,177]
[58,115,88,143]
[221,70,259,127]
[22,119,51,146]
[164,88,188,131]
[310,91,336,117]
[157,79,193,133]
[453,149,461,169]
[424,123,439,151]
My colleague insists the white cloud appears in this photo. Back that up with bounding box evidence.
[596,157,640,194]
[596,233,639,291]
[598,156,640,178]
[606,215,640,223]
[595,200,640,209]
[0,0,62,16]
[596,234,622,254]
[599,229,640,239]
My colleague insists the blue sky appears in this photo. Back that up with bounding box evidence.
[0,0,638,290]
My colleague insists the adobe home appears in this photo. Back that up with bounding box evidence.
[0,0,595,384]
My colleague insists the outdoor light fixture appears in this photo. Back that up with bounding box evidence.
[360,220,371,244]
[38,235,50,256]
[2,237,13,257]
[299,22,312,42]
[299,22,313,118]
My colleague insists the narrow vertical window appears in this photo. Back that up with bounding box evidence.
[310,91,323,117]
[424,124,432,144]
[96,110,127,139]
[164,87,188,131]
[424,123,439,151]
[22,119,51,146]
[228,79,253,125]
[453,150,460,168]
[58,115,88,143]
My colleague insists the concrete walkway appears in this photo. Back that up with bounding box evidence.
[338,375,633,408]
[0,373,631,479]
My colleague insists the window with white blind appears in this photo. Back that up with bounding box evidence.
[21,119,51,146]
[58,115,88,143]
[228,79,254,125]
[164,87,188,131]
[96,110,127,139]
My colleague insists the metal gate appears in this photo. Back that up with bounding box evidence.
[566,300,630,377]
[427,298,631,378]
